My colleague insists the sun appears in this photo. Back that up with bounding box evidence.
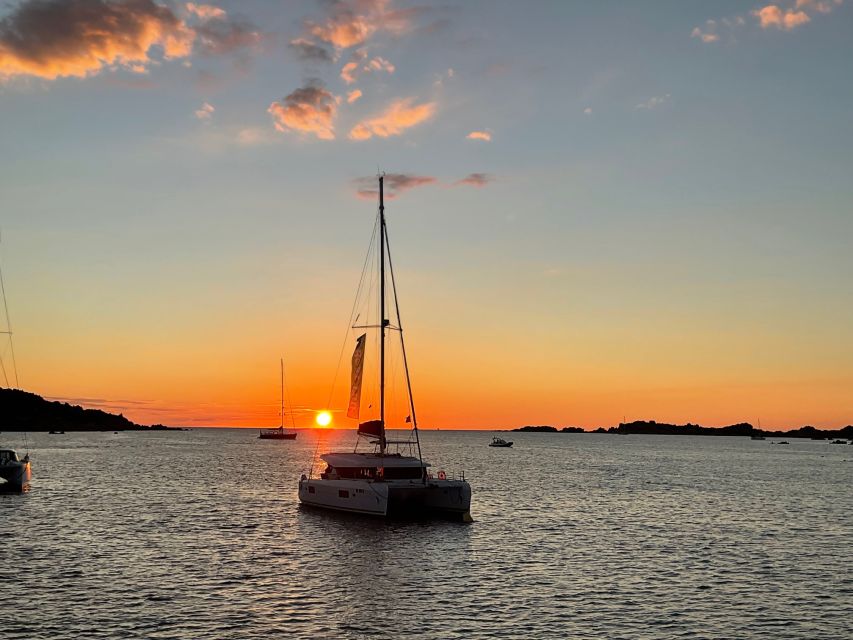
[315,411,332,427]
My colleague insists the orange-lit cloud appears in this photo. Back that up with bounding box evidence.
[348,98,436,140]
[185,3,225,20]
[354,173,437,199]
[305,0,415,50]
[347,89,362,103]
[0,0,194,80]
[694,0,840,42]
[0,0,259,81]
[340,61,359,84]
[454,173,494,187]
[466,130,491,142]
[753,5,811,29]
[268,81,337,140]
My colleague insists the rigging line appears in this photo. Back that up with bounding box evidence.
[384,221,424,471]
[324,214,380,411]
[0,232,19,389]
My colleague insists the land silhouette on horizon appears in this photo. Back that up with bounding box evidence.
[514,421,853,440]
[0,388,174,431]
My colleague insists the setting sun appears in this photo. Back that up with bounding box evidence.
[315,411,332,427]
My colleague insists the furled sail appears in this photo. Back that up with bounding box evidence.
[347,333,367,419]
[358,419,383,440]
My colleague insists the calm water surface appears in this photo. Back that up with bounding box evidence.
[1,429,851,639]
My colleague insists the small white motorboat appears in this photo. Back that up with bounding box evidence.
[0,448,31,491]
[489,437,513,448]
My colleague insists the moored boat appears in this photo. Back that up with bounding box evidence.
[298,175,472,521]
[0,448,30,491]
[259,358,297,440]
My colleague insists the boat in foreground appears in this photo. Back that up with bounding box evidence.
[0,448,31,491]
[298,175,472,521]
[259,358,297,440]
[489,437,513,447]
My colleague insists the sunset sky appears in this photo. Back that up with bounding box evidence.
[1,0,851,429]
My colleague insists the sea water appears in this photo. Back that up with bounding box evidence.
[1,429,851,639]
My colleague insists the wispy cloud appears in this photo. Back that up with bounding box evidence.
[354,173,437,199]
[466,130,492,142]
[454,173,494,187]
[185,3,226,20]
[339,49,394,84]
[693,0,842,42]
[289,37,334,63]
[347,89,363,104]
[691,21,721,43]
[191,8,261,55]
[349,97,436,140]
[268,80,338,140]
[635,94,670,110]
[195,102,215,120]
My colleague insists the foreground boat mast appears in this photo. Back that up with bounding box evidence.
[379,175,387,455]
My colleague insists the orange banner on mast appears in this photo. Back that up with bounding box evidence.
[347,333,367,419]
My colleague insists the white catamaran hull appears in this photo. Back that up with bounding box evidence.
[298,477,472,520]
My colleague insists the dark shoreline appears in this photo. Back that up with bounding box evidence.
[513,421,853,440]
[0,388,177,431]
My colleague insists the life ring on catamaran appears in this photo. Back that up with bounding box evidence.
[437,471,446,480]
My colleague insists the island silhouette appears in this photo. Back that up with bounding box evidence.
[513,420,853,440]
[0,389,174,431]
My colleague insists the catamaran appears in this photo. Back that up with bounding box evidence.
[259,358,297,440]
[298,175,472,520]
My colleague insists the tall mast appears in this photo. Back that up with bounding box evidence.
[280,357,284,429]
[379,175,387,454]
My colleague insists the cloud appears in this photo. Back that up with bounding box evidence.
[195,101,214,120]
[454,173,494,187]
[691,20,720,43]
[192,11,261,55]
[696,0,841,41]
[340,61,359,84]
[583,107,592,115]
[635,94,670,109]
[0,0,194,80]
[466,130,491,142]
[339,49,393,84]
[289,37,333,62]
[305,0,416,50]
[0,0,261,82]
[185,3,225,20]
[236,127,268,145]
[348,97,436,140]
[753,5,811,29]
[347,89,362,103]
[268,80,337,140]
[366,56,395,74]
[354,173,437,199]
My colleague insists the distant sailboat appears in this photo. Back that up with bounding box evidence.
[259,358,297,440]
[298,175,472,520]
